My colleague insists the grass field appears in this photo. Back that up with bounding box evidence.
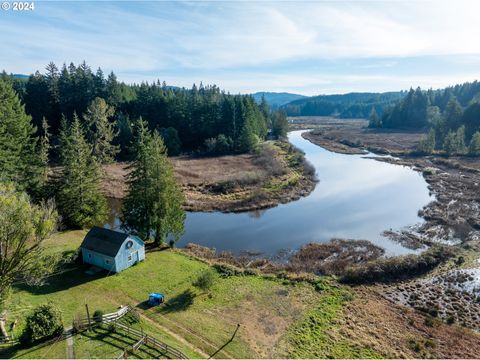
[1,230,380,359]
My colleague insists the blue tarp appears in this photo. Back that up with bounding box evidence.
[148,292,164,305]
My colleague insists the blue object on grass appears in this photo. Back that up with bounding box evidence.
[148,292,165,306]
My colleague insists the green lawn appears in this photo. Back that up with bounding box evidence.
[0,338,67,359]
[2,230,380,358]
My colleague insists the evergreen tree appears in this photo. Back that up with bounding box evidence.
[31,117,51,200]
[368,107,381,128]
[161,127,182,156]
[122,119,185,246]
[259,96,271,127]
[468,131,480,156]
[0,80,41,194]
[444,97,463,130]
[83,97,119,163]
[271,111,289,138]
[443,126,466,156]
[39,118,50,182]
[416,128,436,155]
[115,113,134,159]
[237,120,258,153]
[57,114,107,228]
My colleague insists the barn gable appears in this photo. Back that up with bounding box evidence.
[81,227,129,257]
[80,227,145,273]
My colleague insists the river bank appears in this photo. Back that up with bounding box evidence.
[102,140,317,213]
[300,120,480,249]
[298,117,480,332]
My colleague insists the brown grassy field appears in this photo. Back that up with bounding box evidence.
[102,141,316,212]
[292,116,425,155]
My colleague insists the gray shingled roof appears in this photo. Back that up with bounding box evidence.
[80,227,130,257]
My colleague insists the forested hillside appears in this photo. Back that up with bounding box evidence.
[372,81,480,155]
[252,92,307,109]
[281,91,405,118]
[1,62,275,158]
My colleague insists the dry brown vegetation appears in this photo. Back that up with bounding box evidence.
[294,117,480,346]
[338,287,480,358]
[293,116,425,155]
[101,141,317,212]
[288,240,385,276]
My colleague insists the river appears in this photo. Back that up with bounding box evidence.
[105,130,432,257]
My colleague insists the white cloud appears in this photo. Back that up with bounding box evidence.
[1,0,480,93]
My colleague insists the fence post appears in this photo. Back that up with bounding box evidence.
[85,304,91,330]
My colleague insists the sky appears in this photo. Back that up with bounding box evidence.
[1,0,480,95]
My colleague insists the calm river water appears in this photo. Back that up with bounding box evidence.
[105,130,432,257]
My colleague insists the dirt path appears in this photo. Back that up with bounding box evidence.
[138,312,211,359]
[65,327,74,359]
[109,294,214,359]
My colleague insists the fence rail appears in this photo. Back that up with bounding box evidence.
[114,322,187,359]
[1,306,187,359]
[75,306,188,359]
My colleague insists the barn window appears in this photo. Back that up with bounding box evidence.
[105,259,110,264]
[128,255,132,261]
[126,240,133,249]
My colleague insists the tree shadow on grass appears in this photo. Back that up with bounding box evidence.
[80,327,163,359]
[14,264,108,295]
[159,290,196,314]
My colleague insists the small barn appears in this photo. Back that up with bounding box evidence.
[80,227,145,273]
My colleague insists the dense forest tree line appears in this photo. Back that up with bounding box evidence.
[280,92,405,118]
[371,81,480,156]
[0,77,186,306]
[1,61,277,158]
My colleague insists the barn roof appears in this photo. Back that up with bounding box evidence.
[80,227,134,257]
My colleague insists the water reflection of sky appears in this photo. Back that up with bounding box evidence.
[107,130,433,257]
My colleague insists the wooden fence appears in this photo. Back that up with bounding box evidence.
[1,306,187,359]
[114,322,187,359]
[74,306,188,359]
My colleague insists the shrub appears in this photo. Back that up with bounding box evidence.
[20,304,64,345]
[253,144,286,176]
[424,315,435,327]
[204,134,233,155]
[415,129,436,155]
[192,270,215,292]
[340,245,455,284]
[93,310,104,323]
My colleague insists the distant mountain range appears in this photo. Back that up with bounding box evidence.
[280,91,406,118]
[252,92,307,109]
[12,73,29,80]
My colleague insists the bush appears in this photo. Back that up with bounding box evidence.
[253,144,286,176]
[20,304,64,345]
[209,171,266,194]
[204,134,233,155]
[192,270,215,293]
[415,129,435,155]
[340,245,455,284]
[93,310,104,323]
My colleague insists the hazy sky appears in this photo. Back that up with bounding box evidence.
[2,0,480,95]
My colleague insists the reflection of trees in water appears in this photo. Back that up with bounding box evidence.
[247,209,267,219]
[103,197,123,230]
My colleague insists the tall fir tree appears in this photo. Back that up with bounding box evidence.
[468,131,480,156]
[122,119,185,246]
[83,97,119,163]
[271,111,289,139]
[0,79,42,194]
[57,113,107,228]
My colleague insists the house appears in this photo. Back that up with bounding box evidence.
[80,227,145,273]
